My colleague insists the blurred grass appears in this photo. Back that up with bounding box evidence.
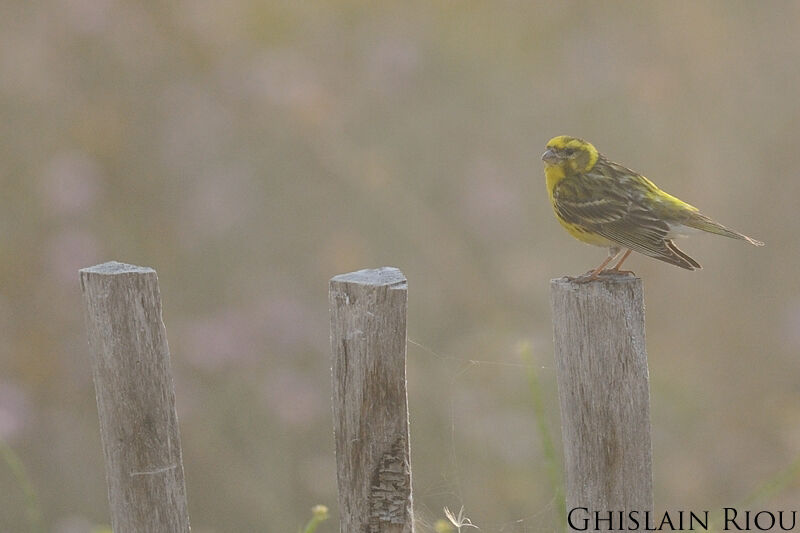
[740,453,800,509]
[519,341,566,532]
[704,453,800,532]
[0,439,44,533]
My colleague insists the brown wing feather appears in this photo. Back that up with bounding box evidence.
[554,173,702,270]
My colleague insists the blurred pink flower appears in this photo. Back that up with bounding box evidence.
[180,309,259,371]
[245,50,332,124]
[182,165,255,240]
[249,50,319,108]
[179,291,320,371]
[0,382,31,441]
[365,36,419,93]
[784,301,800,348]
[58,0,114,35]
[261,367,324,428]
[41,151,102,216]
[256,295,317,353]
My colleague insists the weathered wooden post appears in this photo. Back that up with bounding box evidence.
[550,275,653,530]
[80,261,191,533]
[329,267,414,533]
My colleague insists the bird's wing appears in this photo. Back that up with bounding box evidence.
[554,177,701,270]
[596,205,701,270]
[553,176,632,226]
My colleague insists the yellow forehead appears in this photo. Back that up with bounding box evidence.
[544,135,599,172]
[546,135,593,151]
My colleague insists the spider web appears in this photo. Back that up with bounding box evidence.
[405,336,565,533]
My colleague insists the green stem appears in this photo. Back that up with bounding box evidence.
[519,342,566,532]
[299,504,329,533]
[0,438,45,533]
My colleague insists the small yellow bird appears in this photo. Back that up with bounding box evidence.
[543,135,763,281]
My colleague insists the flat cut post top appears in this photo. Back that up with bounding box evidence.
[80,261,155,275]
[330,267,406,287]
[550,273,641,290]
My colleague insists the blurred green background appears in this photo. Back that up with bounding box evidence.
[2,1,799,531]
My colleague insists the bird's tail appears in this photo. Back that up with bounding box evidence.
[685,213,764,246]
[656,240,702,270]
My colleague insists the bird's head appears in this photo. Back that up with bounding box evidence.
[542,136,599,176]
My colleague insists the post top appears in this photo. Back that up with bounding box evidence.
[330,267,406,288]
[550,273,642,289]
[80,261,156,275]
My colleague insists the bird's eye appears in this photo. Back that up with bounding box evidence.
[564,148,575,156]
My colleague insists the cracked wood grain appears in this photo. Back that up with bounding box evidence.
[329,267,414,533]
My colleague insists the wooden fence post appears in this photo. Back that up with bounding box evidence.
[80,261,190,533]
[329,267,414,533]
[550,275,653,530]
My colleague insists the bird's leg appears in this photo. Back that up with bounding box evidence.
[575,248,622,283]
[608,249,634,275]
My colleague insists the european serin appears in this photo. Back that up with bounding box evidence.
[543,135,763,280]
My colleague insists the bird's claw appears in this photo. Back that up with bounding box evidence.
[608,269,635,276]
[568,269,636,283]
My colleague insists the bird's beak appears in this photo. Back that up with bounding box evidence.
[541,148,558,164]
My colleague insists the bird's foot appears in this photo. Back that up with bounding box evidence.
[569,271,601,284]
[605,269,636,276]
[568,269,636,283]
